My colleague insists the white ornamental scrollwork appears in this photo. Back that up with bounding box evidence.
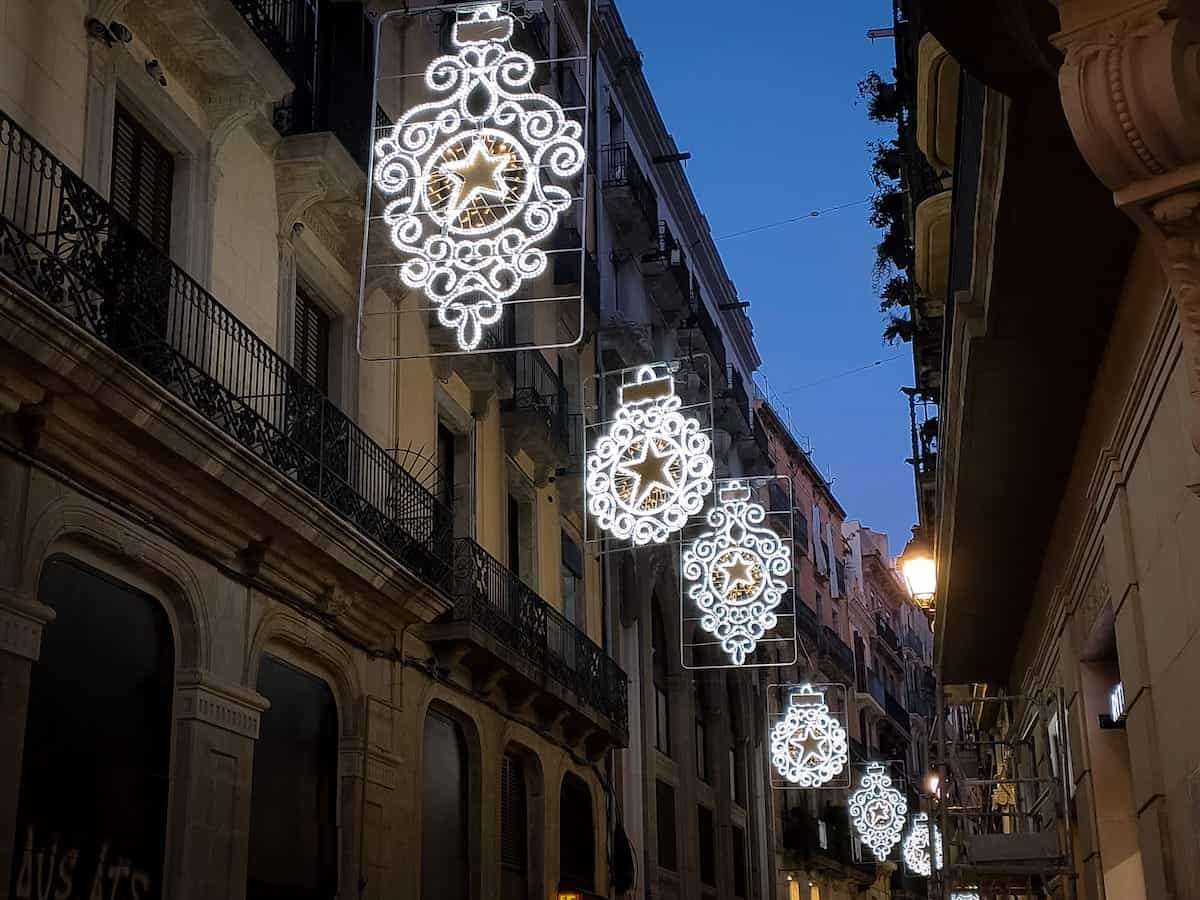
[683,480,790,664]
[768,684,848,787]
[373,4,586,350]
[903,811,943,877]
[586,366,713,545]
[849,762,908,860]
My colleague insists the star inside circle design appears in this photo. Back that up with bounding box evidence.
[716,550,759,600]
[786,728,828,769]
[617,440,679,508]
[440,140,513,222]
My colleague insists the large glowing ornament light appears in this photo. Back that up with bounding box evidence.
[683,481,790,664]
[768,684,849,787]
[373,4,586,350]
[586,367,713,544]
[903,811,943,876]
[849,763,908,860]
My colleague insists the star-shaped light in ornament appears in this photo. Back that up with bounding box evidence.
[440,141,512,222]
[717,551,758,600]
[617,440,679,508]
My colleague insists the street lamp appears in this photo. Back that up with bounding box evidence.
[898,527,936,611]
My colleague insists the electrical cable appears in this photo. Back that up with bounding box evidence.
[715,197,871,241]
[773,353,905,395]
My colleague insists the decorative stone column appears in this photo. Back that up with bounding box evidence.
[0,590,54,889]
[1054,2,1200,453]
[164,670,269,900]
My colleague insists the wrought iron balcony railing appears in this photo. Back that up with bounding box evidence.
[864,669,886,709]
[885,691,910,731]
[876,613,902,655]
[821,625,855,677]
[796,598,819,641]
[601,142,659,227]
[451,538,628,730]
[499,347,570,452]
[0,110,453,586]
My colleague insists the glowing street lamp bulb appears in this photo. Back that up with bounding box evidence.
[373,3,586,350]
[898,528,936,606]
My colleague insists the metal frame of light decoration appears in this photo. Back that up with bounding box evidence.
[680,475,795,669]
[903,810,943,877]
[766,683,850,790]
[848,760,909,861]
[584,357,715,550]
[358,0,593,359]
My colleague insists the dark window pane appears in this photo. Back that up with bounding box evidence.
[655,780,676,872]
[422,711,468,900]
[294,286,331,392]
[697,805,715,886]
[559,773,594,891]
[13,557,174,900]
[438,423,456,509]
[732,825,748,897]
[111,103,174,252]
[652,600,670,756]
[501,753,528,900]
[247,655,338,900]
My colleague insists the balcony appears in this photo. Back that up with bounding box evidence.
[876,614,903,659]
[552,229,601,331]
[780,806,875,883]
[857,668,886,716]
[0,110,453,587]
[499,348,570,480]
[796,599,820,643]
[554,412,586,509]
[716,366,752,435]
[420,538,628,750]
[683,295,728,375]
[601,143,659,249]
[793,509,810,557]
[821,626,855,678]
[641,221,691,319]
[738,409,773,472]
[885,691,910,733]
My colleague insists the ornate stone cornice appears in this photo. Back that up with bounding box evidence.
[1055,1,1200,451]
[174,668,269,740]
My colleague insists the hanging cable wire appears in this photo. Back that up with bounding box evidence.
[715,197,872,241]
[774,353,906,395]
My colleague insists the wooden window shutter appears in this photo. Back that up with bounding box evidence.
[500,753,527,871]
[293,286,331,392]
[110,103,174,253]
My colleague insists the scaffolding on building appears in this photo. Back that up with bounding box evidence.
[928,690,1078,900]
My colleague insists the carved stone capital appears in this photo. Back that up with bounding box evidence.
[174,669,270,740]
[0,591,55,662]
[1055,2,1200,451]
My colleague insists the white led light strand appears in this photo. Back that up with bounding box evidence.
[586,366,713,544]
[373,4,586,350]
[768,684,849,787]
[849,762,908,860]
[683,480,790,664]
[903,811,943,876]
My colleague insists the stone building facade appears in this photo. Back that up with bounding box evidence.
[893,0,1200,898]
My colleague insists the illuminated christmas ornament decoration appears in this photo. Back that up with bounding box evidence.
[903,812,943,876]
[768,684,849,787]
[683,481,790,664]
[373,4,586,350]
[586,366,713,544]
[849,763,908,860]
[950,891,980,900]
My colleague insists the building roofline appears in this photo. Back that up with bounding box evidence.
[756,400,848,519]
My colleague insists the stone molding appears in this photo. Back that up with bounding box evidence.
[0,591,55,662]
[1055,2,1200,451]
[175,669,269,740]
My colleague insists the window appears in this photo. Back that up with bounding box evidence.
[652,599,671,756]
[560,773,595,891]
[655,780,677,871]
[694,673,708,782]
[561,531,583,628]
[438,423,456,510]
[248,656,339,900]
[16,558,173,899]
[422,711,469,900]
[507,470,536,586]
[732,824,748,898]
[294,285,331,392]
[111,102,174,252]
[728,681,746,805]
[501,752,528,900]
[697,805,716,887]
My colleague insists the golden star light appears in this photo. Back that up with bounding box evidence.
[372,4,586,350]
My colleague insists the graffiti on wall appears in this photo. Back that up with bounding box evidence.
[11,827,155,900]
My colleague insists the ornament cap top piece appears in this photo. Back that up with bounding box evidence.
[372,2,587,351]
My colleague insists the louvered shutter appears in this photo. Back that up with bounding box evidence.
[293,286,331,392]
[110,104,174,253]
[500,753,527,872]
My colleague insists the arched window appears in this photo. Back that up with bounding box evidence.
[13,557,174,899]
[247,655,339,900]
[423,710,469,900]
[652,597,670,756]
[500,751,528,900]
[559,773,595,892]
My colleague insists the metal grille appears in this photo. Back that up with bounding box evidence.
[0,109,453,588]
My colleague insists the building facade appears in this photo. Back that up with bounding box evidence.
[890,0,1200,898]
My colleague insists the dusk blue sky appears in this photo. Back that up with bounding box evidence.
[619,0,917,550]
